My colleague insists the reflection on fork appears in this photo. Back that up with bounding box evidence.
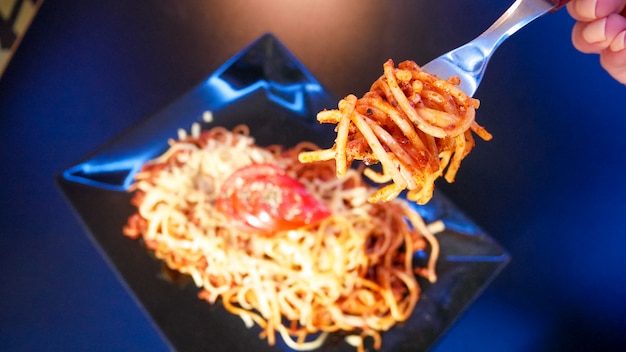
[422,0,571,96]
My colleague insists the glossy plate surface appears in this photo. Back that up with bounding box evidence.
[57,34,509,352]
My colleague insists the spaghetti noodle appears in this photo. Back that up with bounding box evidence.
[299,59,492,205]
[123,124,442,351]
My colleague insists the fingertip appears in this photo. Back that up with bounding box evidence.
[596,0,626,18]
[600,35,626,84]
[582,17,608,43]
[566,2,580,20]
[566,0,626,21]
[573,14,626,52]
[572,21,603,53]
[568,0,598,21]
[609,30,626,52]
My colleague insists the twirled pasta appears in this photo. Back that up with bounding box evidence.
[299,59,492,205]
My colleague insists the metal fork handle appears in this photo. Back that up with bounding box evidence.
[422,0,625,95]
[461,0,555,72]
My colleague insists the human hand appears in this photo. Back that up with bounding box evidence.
[566,0,626,84]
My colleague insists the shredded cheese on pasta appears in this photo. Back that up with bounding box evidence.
[123,125,443,351]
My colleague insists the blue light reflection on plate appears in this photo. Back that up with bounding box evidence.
[57,33,509,352]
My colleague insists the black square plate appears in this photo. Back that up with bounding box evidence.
[57,33,509,352]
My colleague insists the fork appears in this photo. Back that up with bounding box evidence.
[422,0,572,96]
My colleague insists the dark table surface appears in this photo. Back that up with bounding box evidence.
[2,0,625,351]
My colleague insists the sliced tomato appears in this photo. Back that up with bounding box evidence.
[216,163,331,234]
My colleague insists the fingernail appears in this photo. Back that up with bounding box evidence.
[576,0,598,20]
[610,31,626,52]
[582,18,607,44]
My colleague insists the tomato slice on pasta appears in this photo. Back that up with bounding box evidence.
[217,163,331,233]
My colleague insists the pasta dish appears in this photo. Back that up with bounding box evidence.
[123,124,444,351]
[299,59,492,205]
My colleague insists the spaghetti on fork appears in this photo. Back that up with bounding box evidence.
[299,59,492,205]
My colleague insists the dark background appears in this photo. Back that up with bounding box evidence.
[1,0,625,351]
